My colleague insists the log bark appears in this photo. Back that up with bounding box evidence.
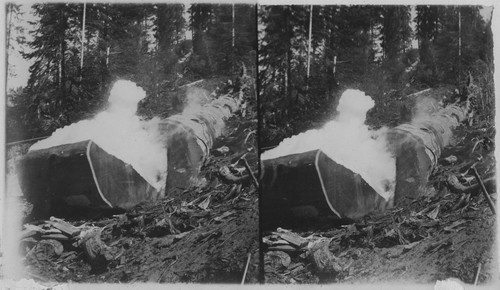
[18,74,251,216]
[18,140,159,217]
[261,150,388,228]
[388,85,478,205]
[162,71,250,192]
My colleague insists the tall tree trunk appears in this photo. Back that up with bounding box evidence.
[6,4,14,79]
[286,49,292,102]
[283,53,288,103]
[202,31,213,73]
[458,7,462,85]
[285,10,292,102]
[306,5,313,79]
[59,6,68,110]
[101,14,109,94]
[80,2,86,80]
[232,3,235,74]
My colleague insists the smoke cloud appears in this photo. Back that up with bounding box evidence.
[182,87,210,116]
[411,96,440,123]
[30,80,168,193]
[261,89,396,200]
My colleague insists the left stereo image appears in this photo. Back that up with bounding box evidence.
[3,2,259,283]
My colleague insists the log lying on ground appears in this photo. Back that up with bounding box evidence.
[17,73,251,216]
[387,85,477,205]
[160,88,246,192]
[18,140,160,217]
[260,85,477,226]
[260,150,388,228]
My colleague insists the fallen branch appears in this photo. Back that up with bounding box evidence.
[405,88,431,99]
[451,193,470,211]
[446,174,496,195]
[219,166,250,184]
[472,167,496,214]
[244,130,256,144]
[6,136,50,147]
[241,252,252,284]
[179,79,204,88]
[158,256,178,283]
[240,157,259,188]
[474,262,482,286]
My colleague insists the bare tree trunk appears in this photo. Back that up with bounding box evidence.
[80,2,86,80]
[58,6,67,105]
[6,3,14,81]
[203,32,213,73]
[232,3,235,74]
[6,4,13,50]
[306,5,313,79]
[458,7,462,85]
[284,50,289,100]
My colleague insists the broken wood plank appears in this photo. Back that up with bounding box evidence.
[262,237,290,246]
[23,224,45,234]
[43,228,63,235]
[275,232,308,248]
[48,217,81,237]
[267,245,298,252]
[21,229,39,239]
[40,233,70,241]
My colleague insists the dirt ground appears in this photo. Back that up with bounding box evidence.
[15,77,260,284]
[264,176,497,284]
[262,86,498,285]
[7,77,498,286]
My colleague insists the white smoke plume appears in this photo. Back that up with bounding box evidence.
[182,87,210,116]
[411,96,441,123]
[30,80,168,192]
[261,89,396,200]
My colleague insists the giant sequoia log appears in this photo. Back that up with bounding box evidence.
[18,76,249,217]
[387,85,477,205]
[260,150,388,228]
[160,93,243,192]
[260,85,477,226]
[18,140,160,217]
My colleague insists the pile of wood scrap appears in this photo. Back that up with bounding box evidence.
[22,187,254,278]
[263,227,352,283]
[21,107,260,283]
[263,127,496,284]
[263,228,309,252]
[263,174,496,284]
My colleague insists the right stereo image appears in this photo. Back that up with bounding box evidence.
[258,5,497,285]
